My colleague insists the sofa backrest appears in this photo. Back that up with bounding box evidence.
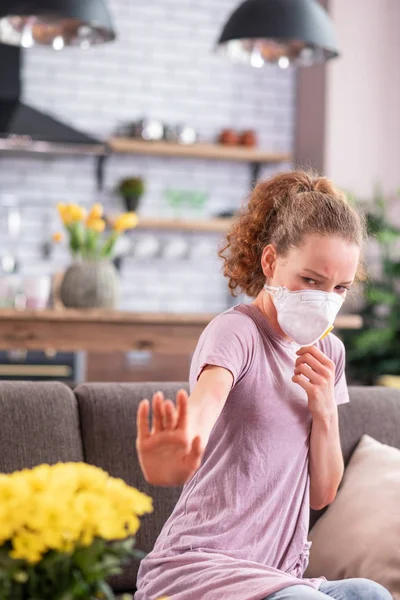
[0,381,83,472]
[339,386,400,461]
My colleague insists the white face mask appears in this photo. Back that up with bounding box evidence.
[264,285,344,346]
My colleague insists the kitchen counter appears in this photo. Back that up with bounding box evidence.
[0,309,362,353]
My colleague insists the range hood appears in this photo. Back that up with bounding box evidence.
[0,43,107,155]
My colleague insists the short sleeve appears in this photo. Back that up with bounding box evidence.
[189,312,258,393]
[318,333,349,406]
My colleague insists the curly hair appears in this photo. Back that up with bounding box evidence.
[218,170,366,298]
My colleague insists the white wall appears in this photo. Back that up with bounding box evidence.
[0,0,294,313]
[325,0,400,199]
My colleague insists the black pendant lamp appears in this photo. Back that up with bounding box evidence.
[217,0,339,68]
[0,0,115,50]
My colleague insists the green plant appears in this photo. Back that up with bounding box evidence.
[341,186,400,384]
[117,177,145,198]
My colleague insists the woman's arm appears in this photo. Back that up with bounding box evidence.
[136,365,233,487]
[308,407,343,510]
[293,345,344,510]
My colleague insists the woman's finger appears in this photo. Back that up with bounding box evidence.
[294,363,323,385]
[292,373,313,394]
[188,435,203,468]
[176,389,189,430]
[137,399,150,440]
[152,391,165,432]
[164,399,177,430]
[296,345,334,370]
[295,353,330,378]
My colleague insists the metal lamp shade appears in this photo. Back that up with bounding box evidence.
[0,0,115,49]
[217,0,339,68]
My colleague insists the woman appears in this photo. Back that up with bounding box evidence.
[135,171,392,600]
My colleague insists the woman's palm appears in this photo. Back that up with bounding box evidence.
[136,389,203,487]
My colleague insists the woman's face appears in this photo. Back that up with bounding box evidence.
[263,234,360,300]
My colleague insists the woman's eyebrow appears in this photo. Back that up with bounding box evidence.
[302,269,353,285]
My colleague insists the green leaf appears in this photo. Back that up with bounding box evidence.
[84,228,99,259]
[376,228,400,245]
[68,222,85,256]
[376,357,400,375]
[95,579,116,600]
[364,281,396,305]
[352,327,395,356]
[382,259,400,278]
[100,232,118,258]
[344,190,356,205]
[373,182,386,217]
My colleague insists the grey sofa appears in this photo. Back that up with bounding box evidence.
[1,381,400,595]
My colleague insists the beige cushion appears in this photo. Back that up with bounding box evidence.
[305,435,400,599]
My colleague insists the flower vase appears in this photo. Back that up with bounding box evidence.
[60,260,118,309]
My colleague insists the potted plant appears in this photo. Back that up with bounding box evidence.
[341,188,400,384]
[0,461,152,600]
[117,177,145,213]
[55,203,138,309]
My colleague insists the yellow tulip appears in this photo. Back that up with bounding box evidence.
[69,204,87,223]
[57,203,86,225]
[87,218,106,233]
[87,203,104,221]
[113,212,138,233]
[57,203,68,223]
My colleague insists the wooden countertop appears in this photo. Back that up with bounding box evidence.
[0,309,362,353]
[0,309,362,326]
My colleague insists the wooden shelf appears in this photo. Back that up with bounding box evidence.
[137,217,233,233]
[108,137,291,164]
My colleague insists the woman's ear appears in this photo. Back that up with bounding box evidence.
[261,245,276,278]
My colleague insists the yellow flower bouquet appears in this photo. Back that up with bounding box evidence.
[0,462,152,600]
[56,203,138,260]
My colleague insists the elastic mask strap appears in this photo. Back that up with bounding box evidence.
[320,325,334,340]
[263,284,279,296]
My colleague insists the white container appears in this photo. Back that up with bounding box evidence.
[22,276,51,309]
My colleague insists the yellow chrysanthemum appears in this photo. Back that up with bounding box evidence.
[113,212,138,233]
[10,531,46,564]
[0,462,152,563]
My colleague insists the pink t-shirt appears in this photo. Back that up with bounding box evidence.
[135,303,349,600]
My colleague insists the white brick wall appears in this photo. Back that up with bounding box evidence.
[0,0,295,312]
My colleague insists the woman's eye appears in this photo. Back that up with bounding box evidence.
[335,285,349,293]
[302,277,318,286]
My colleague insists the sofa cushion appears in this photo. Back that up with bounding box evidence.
[0,381,83,473]
[305,435,400,600]
[75,382,188,592]
[310,385,400,529]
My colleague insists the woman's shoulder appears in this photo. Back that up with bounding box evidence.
[204,304,260,339]
[317,331,346,363]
